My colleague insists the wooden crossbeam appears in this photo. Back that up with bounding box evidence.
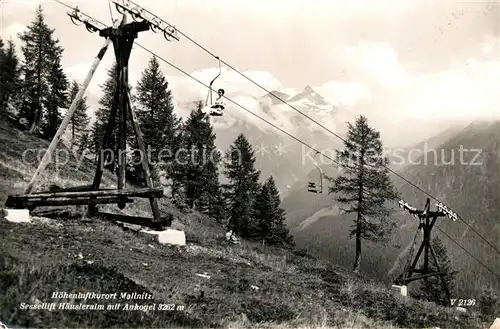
[96,211,170,230]
[8,187,163,200]
[5,196,136,209]
[405,272,447,283]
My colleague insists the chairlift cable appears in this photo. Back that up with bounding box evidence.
[149,16,500,256]
[135,44,500,280]
[51,0,500,274]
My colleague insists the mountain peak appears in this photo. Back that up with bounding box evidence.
[303,85,315,94]
[288,85,329,106]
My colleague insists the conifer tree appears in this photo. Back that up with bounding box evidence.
[67,80,90,148]
[223,133,261,237]
[0,39,20,111]
[176,102,220,211]
[18,5,65,134]
[131,56,181,183]
[89,62,118,168]
[40,58,68,140]
[253,176,294,246]
[328,115,398,273]
[415,237,457,306]
[0,38,6,111]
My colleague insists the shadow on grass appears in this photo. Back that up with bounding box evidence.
[0,252,203,328]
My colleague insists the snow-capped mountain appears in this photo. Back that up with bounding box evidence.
[195,85,343,196]
[257,85,340,140]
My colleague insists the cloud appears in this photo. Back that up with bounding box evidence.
[402,58,500,118]
[3,23,26,40]
[321,37,500,123]
[480,35,499,56]
[330,41,409,90]
[167,67,282,102]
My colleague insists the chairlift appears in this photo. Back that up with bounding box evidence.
[307,152,323,194]
[201,57,225,117]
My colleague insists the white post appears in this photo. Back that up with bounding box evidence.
[400,285,407,297]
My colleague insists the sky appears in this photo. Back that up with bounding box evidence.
[1,0,500,145]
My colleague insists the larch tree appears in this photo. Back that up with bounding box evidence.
[328,115,398,273]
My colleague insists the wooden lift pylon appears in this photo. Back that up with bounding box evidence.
[5,10,171,228]
[395,198,458,302]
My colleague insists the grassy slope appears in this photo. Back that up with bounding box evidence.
[0,114,483,329]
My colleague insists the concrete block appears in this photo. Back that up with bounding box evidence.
[4,209,31,223]
[490,318,500,329]
[140,229,186,246]
[391,284,408,297]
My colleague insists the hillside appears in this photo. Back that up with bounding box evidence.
[282,120,500,295]
[0,113,485,328]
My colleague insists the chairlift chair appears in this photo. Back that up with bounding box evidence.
[307,152,323,194]
[202,57,225,117]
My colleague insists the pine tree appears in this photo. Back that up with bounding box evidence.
[0,38,5,110]
[67,80,90,148]
[40,57,68,140]
[0,39,20,111]
[415,237,457,306]
[176,102,220,212]
[328,115,398,273]
[223,133,261,237]
[89,62,118,169]
[253,176,294,246]
[131,56,181,184]
[18,5,64,134]
[478,286,499,321]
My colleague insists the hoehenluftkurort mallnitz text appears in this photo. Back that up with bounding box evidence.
[18,291,185,312]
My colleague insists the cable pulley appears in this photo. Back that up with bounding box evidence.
[149,18,162,33]
[114,1,126,14]
[85,21,99,33]
[68,7,83,25]
[130,6,144,22]
[163,26,177,41]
